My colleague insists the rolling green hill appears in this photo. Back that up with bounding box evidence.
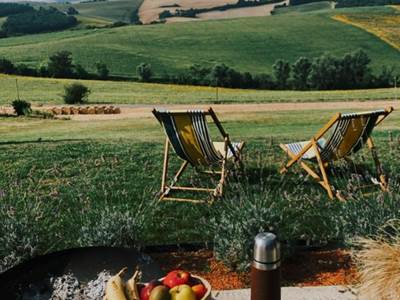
[35,0,143,24]
[0,6,398,77]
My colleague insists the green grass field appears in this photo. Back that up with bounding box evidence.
[333,5,400,50]
[74,15,113,28]
[34,0,143,24]
[1,105,400,272]
[0,75,399,106]
[0,6,398,77]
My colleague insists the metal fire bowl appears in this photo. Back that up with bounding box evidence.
[0,246,163,300]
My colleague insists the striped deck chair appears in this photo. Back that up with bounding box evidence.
[153,107,245,203]
[280,107,394,199]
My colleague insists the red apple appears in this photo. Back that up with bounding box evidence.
[163,270,191,288]
[191,284,207,299]
[140,280,162,300]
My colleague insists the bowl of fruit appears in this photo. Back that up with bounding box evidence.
[141,270,211,300]
[104,269,211,300]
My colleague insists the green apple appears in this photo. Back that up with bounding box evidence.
[169,284,196,300]
[150,285,171,300]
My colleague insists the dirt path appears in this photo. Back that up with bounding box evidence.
[20,100,397,121]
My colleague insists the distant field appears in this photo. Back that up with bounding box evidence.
[197,1,287,20]
[0,75,398,106]
[0,7,398,77]
[75,15,113,28]
[273,1,333,15]
[37,0,143,23]
[333,6,400,50]
[138,0,236,24]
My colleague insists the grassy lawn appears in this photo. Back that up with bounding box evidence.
[0,7,398,77]
[1,105,400,272]
[0,75,399,106]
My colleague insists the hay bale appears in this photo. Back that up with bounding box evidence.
[104,106,113,114]
[95,106,105,114]
[79,107,88,114]
[113,107,121,114]
[71,107,80,115]
[61,107,71,115]
[52,107,62,115]
[88,107,96,114]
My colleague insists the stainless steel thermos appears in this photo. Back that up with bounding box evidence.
[251,232,281,300]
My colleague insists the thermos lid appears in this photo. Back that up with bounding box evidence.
[253,232,280,264]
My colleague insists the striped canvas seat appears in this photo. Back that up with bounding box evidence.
[213,142,243,159]
[153,107,244,203]
[284,139,327,160]
[320,109,386,161]
[280,107,393,199]
[154,109,228,166]
[285,109,386,162]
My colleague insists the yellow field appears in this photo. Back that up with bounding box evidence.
[75,15,113,28]
[333,7,400,50]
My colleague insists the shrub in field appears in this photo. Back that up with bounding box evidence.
[0,57,15,74]
[0,198,60,272]
[136,63,152,82]
[95,62,109,80]
[62,83,90,104]
[273,59,291,89]
[48,51,74,78]
[340,182,400,240]
[291,57,312,90]
[78,198,159,248]
[11,99,31,116]
[206,177,342,271]
[75,64,90,79]
[66,6,79,15]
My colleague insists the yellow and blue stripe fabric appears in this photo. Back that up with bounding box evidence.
[153,109,223,166]
[285,109,386,162]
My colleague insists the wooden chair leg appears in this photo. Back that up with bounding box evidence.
[367,137,388,191]
[280,142,336,199]
[160,160,189,200]
[161,138,170,194]
[280,144,321,181]
[215,139,229,197]
[313,140,334,199]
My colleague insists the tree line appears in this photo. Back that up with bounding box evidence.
[289,0,400,6]
[0,49,397,90]
[336,0,400,7]
[0,6,77,38]
[164,50,397,90]
[0,3,34,17]
[0,51,109,80]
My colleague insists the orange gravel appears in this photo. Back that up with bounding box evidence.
[150,248,357,290]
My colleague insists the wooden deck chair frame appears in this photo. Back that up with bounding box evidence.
[153,107,245,204]
[279,107,394,200]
